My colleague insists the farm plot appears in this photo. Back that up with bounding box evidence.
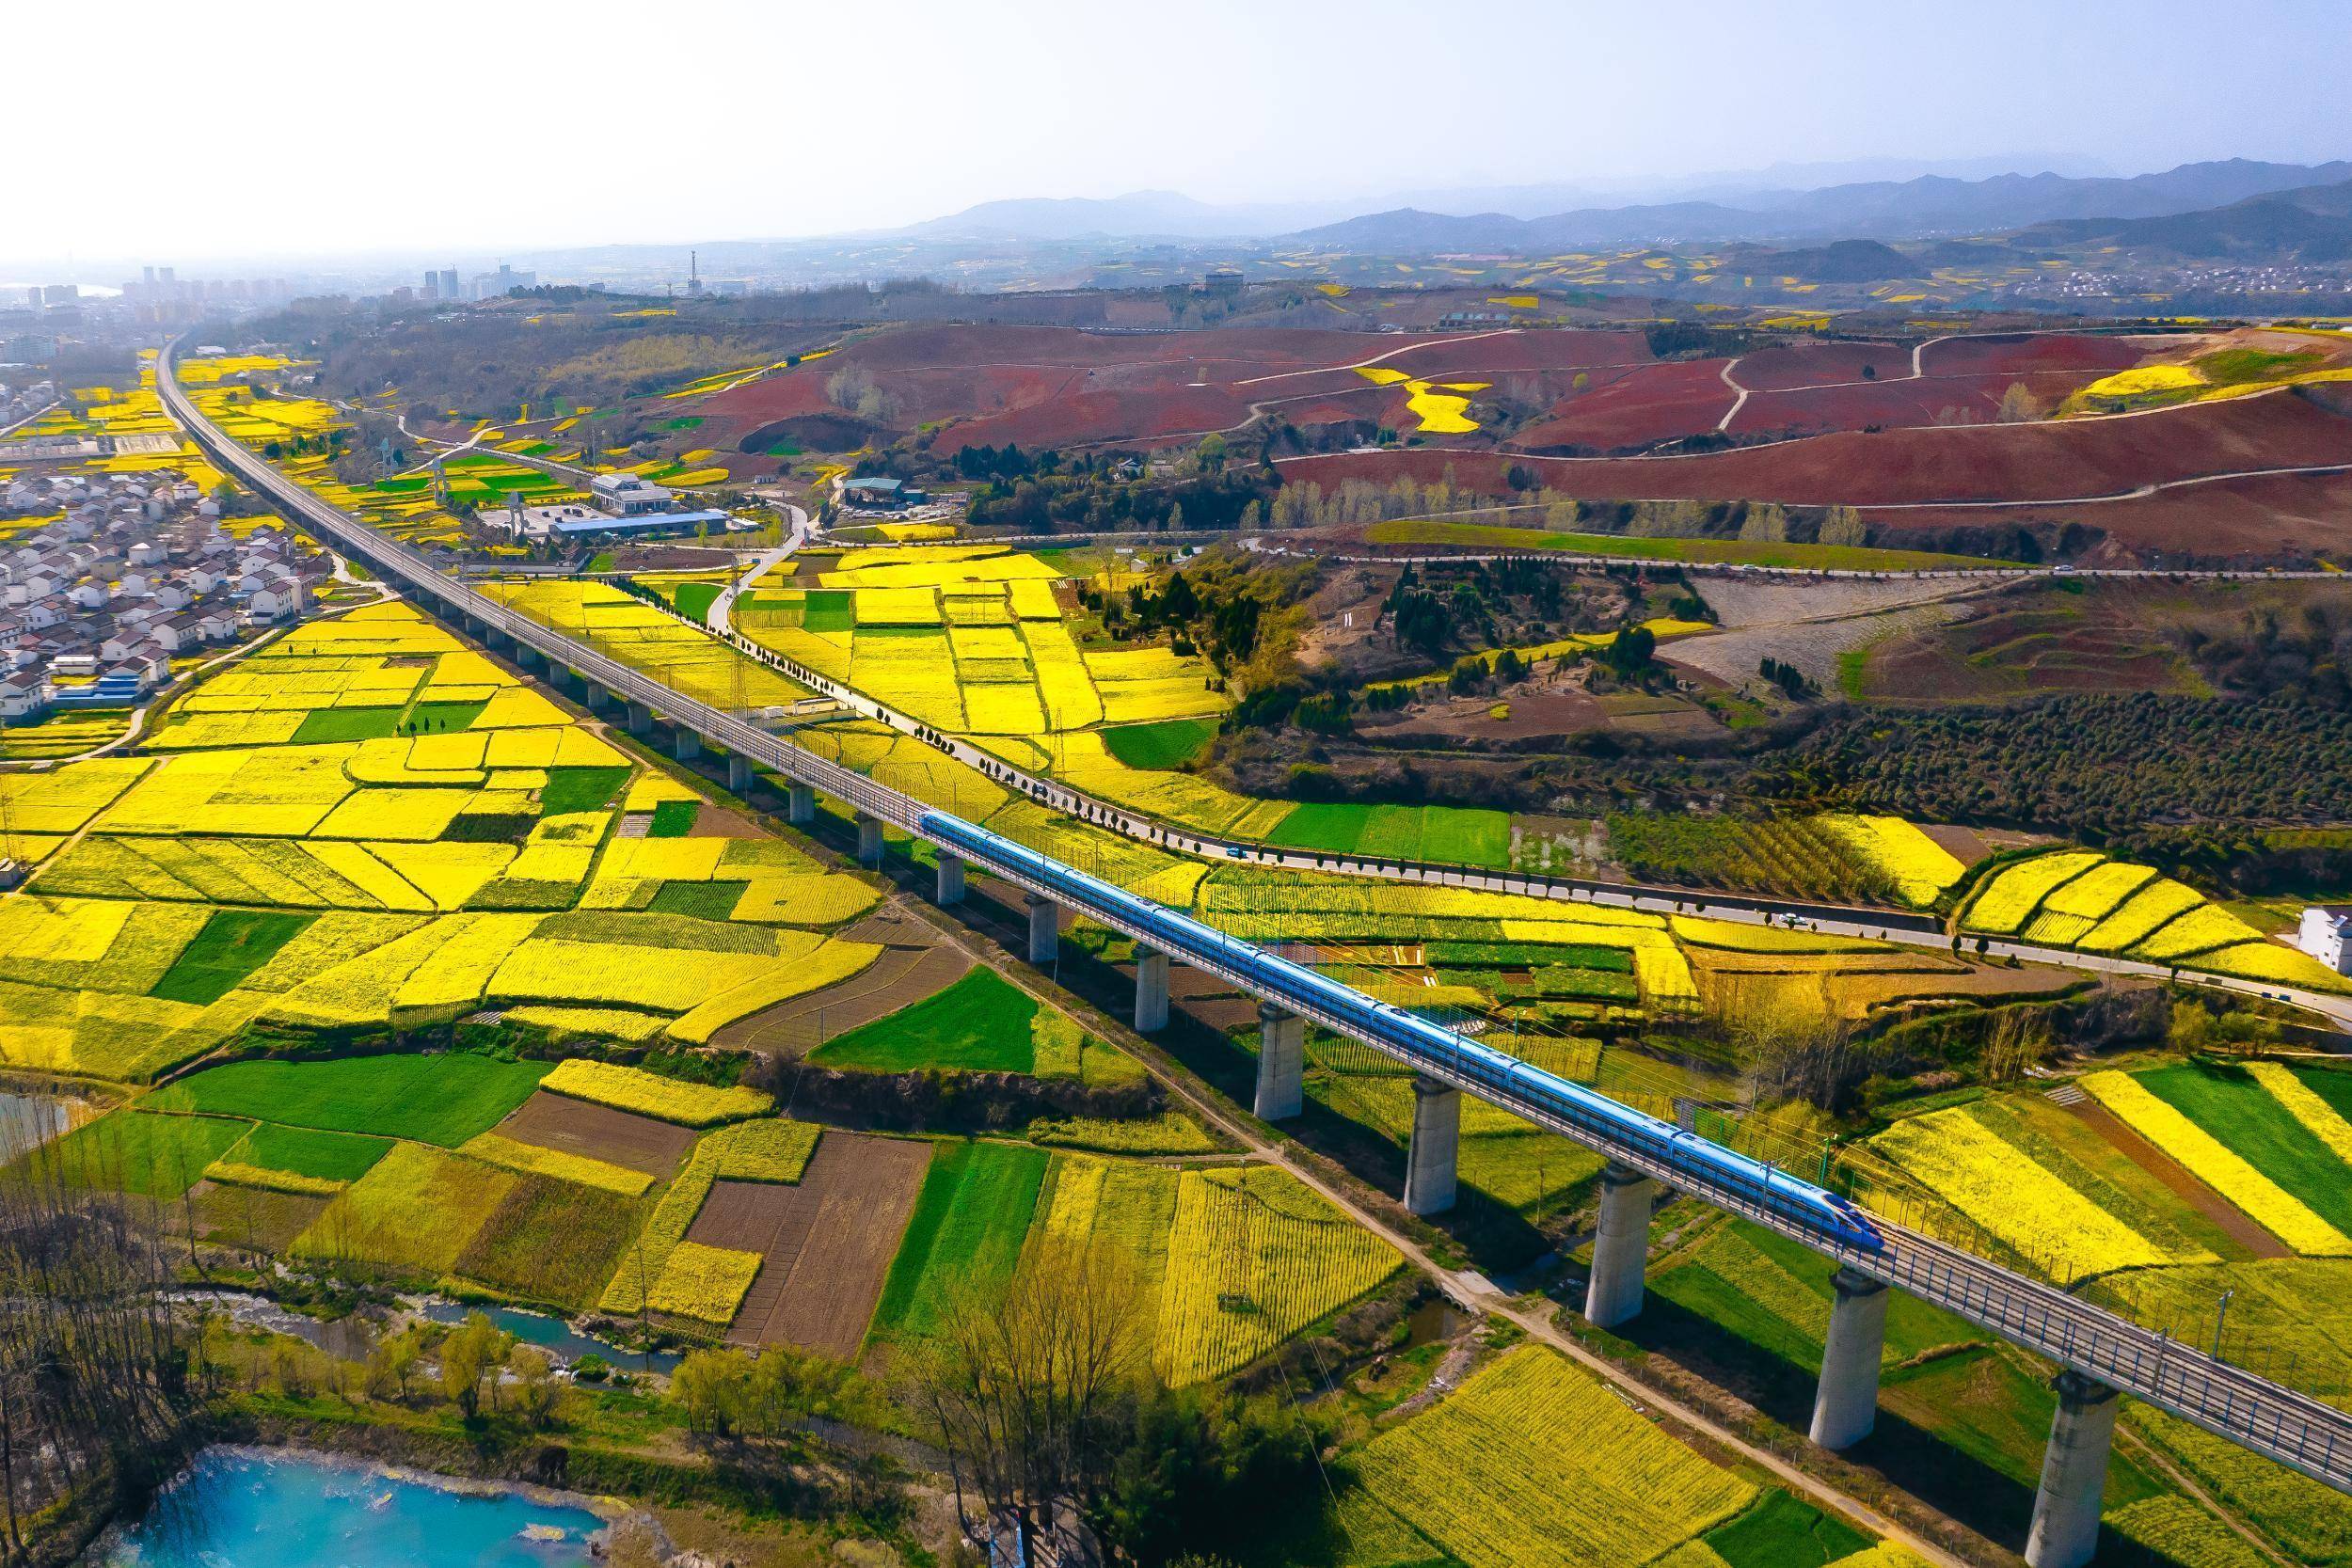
[487,1091,701,1179]
[480,578,812,710]
[291,1142,517,1277]
[1867,1104,2189,1278]
[1816,816,1969,908]
[686,1132,932,1354]
[538,1057,772,1126]
[1653,1216,1965,1374]
[1357,1346,1756,1568]
[598,1118,823,1318]
[1959,852,2352,991]
[741,543,1227,759]
[1154,1165,1402,1385]
[2080,1070,2352,1256]
[1604,814,1895,904]
[810,967,1049,1075]
[1267,803,1511,869]
[50,1110,252,1200]
[867,1141,1051,1349]
[454,1174,645,1309]
[2134,1063,2352,1237]
[147,1053,548,1147]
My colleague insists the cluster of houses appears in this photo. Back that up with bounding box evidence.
[0,377,58,437]
[0,469,331,723]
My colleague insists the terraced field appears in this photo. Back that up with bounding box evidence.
[1957,848,2352,992]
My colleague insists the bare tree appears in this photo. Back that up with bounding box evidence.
[902,1240,1144,1568]
[0,1122,209,1551]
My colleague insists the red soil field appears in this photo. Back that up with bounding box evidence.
[1279,390,2352,510]
[683,323,1662,456]
[1727,369,2125,437]
[1730,341,1910,390]
[1918,333,2154,379]
[1871,468,2352,559]
[1514,359,1736,451]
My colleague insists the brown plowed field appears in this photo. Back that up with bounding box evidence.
[687,1132,930,1356]
[493,1092,699,1179]
[717,940,972,1056]
[1279,390,2352,510]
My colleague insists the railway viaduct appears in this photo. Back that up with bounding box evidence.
[160,341,2352,1568]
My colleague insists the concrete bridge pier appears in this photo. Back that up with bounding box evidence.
[727,754,754,793]
[625,702,653,737]
[854,812,884,863]
[2025,1373,2121,1568]
[786,783,817,826]
[514,643,541,670]
[1584,1163,1659,1329]
[1133,945,1170,1033]
[1254,1004,1305,1121]
[675,729,701,762]
[582,685,609,712]
[1025,893,1058,964]
[1403,1075,1461,1215]
[1809,1267,1890,1449]
[935,850,965,906]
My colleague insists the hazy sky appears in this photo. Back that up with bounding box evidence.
[15,0,2351,270]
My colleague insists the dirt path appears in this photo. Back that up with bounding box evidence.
[1227,329,1525,388]
[2071,1101,2291,1259]
[1715,357,1749,431]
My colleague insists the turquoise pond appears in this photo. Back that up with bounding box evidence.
[91,1449,602,1566]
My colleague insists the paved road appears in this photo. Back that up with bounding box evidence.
[1243,532,2352,583]
[706,514,811,638]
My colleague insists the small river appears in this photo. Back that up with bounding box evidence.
[182,1292,682,1377]
[416,1301,685,1376]
[87,1447,603,1566]
[0,1090,81,1162]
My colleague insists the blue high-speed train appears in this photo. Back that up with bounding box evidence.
[919,810,1884,1254]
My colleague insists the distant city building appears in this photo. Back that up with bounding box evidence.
[438,268,461,300]
[471,263,536,299]
[589,472,675,516]
[1203,267,1245,298]
[2299,908,2352,974]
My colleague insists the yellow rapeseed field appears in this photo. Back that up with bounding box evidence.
[2080,1071,2352,1256]
[1870,1106,2174,1274]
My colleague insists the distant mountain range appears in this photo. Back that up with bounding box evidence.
[2023,177,2352,262]
[894,190,1364,242]
[894,155,2122,241]
[1284,160,2352,254]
